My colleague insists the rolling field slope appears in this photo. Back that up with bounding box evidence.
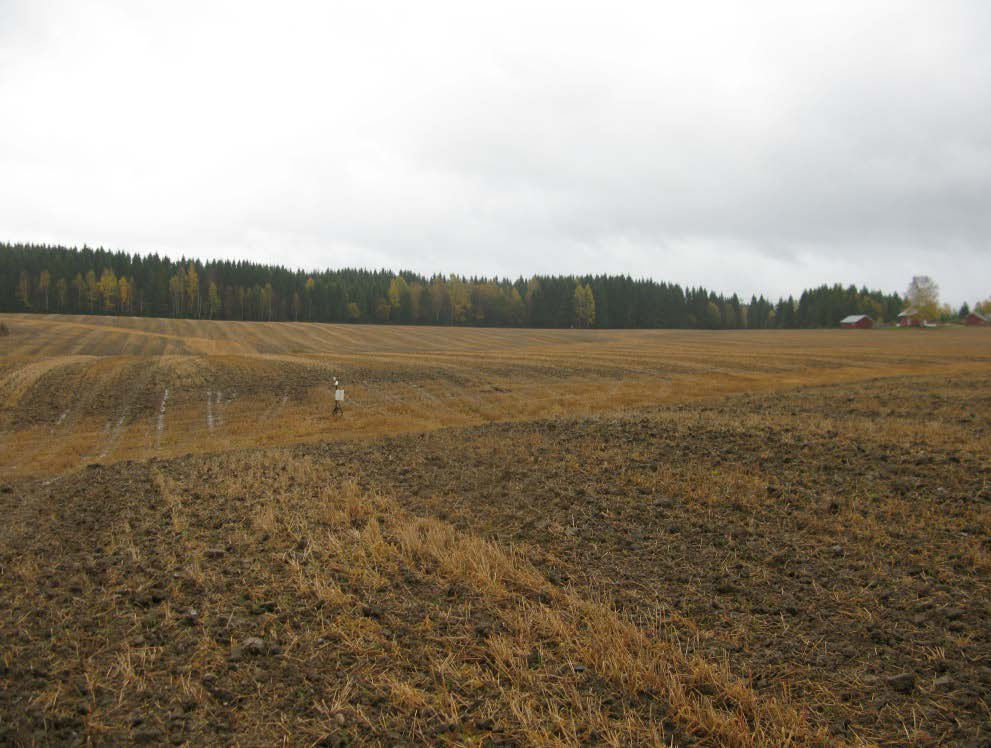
[2,313,989,479]
[1,314,990,745]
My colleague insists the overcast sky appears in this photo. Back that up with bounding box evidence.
[1,2,989,304]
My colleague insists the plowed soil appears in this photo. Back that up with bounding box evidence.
[2,315,990,745]
[295,375,991,744]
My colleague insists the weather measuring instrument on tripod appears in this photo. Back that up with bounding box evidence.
[333,377,344,417]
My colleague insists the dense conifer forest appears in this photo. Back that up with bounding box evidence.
[1,242,905,328]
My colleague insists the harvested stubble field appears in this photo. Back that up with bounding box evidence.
[1,313,990,746]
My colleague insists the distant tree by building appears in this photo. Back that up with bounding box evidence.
[905,275,941,321]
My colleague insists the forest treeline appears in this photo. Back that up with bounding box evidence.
[1,242,905,329]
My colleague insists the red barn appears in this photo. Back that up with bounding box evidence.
[966,312,988,326]
[898,310,922,327]
[840,314,874,329]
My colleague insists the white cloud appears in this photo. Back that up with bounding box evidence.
[1,0,989,303]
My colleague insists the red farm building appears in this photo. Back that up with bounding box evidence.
[898,310,923,327]
[966,312,989,326]
[840,314,874,329]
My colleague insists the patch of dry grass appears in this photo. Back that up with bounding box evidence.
[142,450,829,746]
[3,316,989,744]
[2,314,990,479]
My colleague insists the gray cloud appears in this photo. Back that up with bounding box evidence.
[1,1,989,304]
